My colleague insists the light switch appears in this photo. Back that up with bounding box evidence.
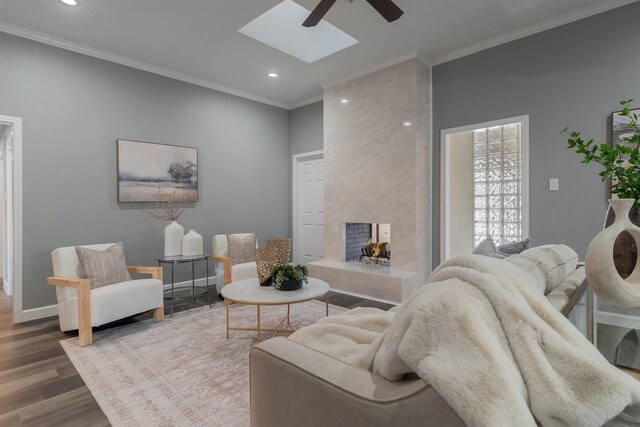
[549,178,559,191]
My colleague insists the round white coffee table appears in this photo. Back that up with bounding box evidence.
[221,277,330,342]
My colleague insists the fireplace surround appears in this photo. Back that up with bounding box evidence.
[308,58,432,302]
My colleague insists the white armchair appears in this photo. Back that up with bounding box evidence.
[209,234,258,294]
[47,243,164,346]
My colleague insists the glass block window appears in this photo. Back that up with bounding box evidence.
[473,123,522,247]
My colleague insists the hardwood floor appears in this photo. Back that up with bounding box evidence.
[0,289,393,426]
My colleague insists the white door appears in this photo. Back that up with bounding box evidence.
[294,153,324,264]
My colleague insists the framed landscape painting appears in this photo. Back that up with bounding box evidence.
[612,108,640,145]
[117,139,198,203]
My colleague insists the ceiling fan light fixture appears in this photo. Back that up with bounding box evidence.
[304,0,404,27]
[59,0,78,6]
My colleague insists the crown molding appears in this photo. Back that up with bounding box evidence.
[0,21,291,110]
[289,94,324,110]
[321,51,433,90]
[432,0,638,65]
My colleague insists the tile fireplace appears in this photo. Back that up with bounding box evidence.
[308,58,432,303]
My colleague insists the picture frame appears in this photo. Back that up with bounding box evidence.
[612,108,640,146]
[116,139,198,203]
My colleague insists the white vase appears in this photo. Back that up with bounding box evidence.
[586,198,640,307]
[164,221,184,256]
[182,230,203,257]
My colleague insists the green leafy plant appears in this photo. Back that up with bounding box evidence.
[271,265,308,289]
[562,99,640,204]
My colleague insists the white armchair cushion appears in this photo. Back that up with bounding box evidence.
[57,278,163,331]
[215,262,257,294]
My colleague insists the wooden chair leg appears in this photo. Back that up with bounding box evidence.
[154,306,164,321]
[77,284,92,346]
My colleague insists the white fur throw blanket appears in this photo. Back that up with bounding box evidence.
[289,307,394,370]
[373,255,640,427]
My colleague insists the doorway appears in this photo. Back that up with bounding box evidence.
[440,116,529,262]
[0,115,22,323]
[293,150,324,264]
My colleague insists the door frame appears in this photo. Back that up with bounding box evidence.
[292,150,324,264]
[440,115,529,262]
[0,115,23,324]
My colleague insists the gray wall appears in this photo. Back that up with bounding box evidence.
[288,101,324,237]
[432,2,640,266]
[289,101,324,157]
[0,32,290,310]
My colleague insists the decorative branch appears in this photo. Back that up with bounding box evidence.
[562,99,640,205]
[143,191,194,222]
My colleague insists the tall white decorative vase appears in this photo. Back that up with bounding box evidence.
[182,230,203,257]
[586,198,640,307]
[164,221,184,256]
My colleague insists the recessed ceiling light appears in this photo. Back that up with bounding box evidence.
[403,121,413,127]
[340,99,348,104]
[268,73,279,78]
[59,0,78,5]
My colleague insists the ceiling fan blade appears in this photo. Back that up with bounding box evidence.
[303,0,338,27]
[365,0,404,22]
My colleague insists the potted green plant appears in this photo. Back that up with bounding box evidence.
[562,99,640,277]
[563,99,640,202]
[271,265,308,291]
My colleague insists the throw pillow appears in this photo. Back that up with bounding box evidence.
[498,238,531,255]
[75,242,132,289]
[227,233,257,265]
[472,236,508,259]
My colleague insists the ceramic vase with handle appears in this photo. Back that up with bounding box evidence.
[586,198,640,307]
[604,201,640,278]
[182,230,203,257]
[164,221,184,256]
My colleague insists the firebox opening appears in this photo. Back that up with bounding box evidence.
[345,223,391,265]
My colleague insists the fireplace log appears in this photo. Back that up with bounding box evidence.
[362,242,390,259]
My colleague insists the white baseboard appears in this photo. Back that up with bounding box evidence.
[13,276,218,324]
[162,275,217,291]
[19,304,59,322]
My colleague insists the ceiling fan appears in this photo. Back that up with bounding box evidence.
[302,0,404,27]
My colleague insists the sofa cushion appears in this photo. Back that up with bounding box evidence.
[508,245,579,294]
[75,242,131,289]
[546,267,586,311]
[505,254,547,294]
[227,233,257,265]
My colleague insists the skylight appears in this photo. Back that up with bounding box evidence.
[238,0,358,64]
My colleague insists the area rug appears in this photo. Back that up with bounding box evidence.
[61,300,345,427]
